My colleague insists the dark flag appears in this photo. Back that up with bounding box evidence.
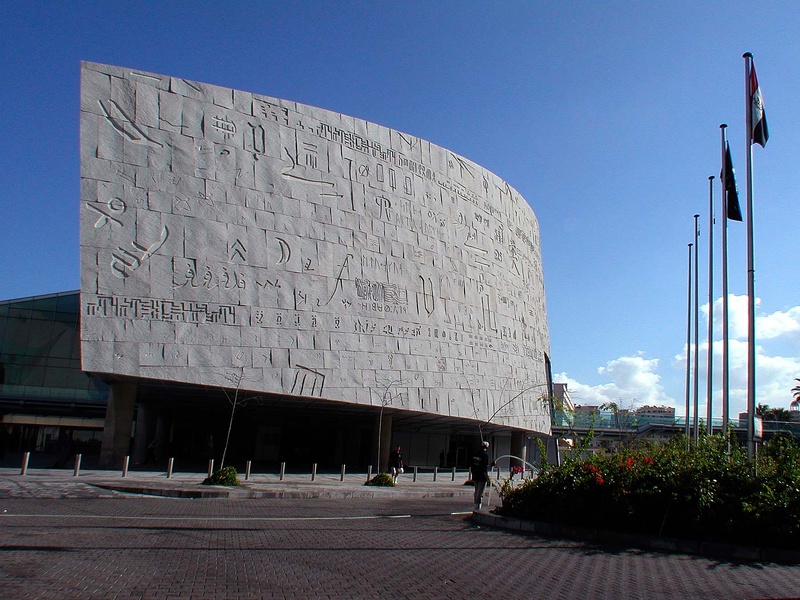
[722,142,742,221]
[749,59,769,147]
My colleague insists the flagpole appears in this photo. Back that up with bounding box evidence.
[743,52,757,461]
[706,176,715,434]
[693,213,701,443]
[685,242,693,444]
[720,124,730,442]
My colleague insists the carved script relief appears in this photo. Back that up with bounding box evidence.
[290,365,325,397]
[98,99,163,147]
[317,254,352,307]
[86,197,126,228]
[111,226,169,278]
[417,276,435,317]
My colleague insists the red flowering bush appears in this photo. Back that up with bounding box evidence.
[585,464,605,485]
[497,434,800,549]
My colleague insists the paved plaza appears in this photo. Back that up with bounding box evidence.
[1,468,800,599]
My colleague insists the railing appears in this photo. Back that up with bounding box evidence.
[8,452,477,482]
[552,411,800,438]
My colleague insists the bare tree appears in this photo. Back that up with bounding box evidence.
[485,381,551,426]
[218,368,262,469]
[461,376,550,442]
[370,378,405,472]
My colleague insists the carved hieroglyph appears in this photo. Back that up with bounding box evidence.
[80,62,551,433]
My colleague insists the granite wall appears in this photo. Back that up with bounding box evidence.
[79,62,551,433]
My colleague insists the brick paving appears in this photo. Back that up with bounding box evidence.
[1,469,800,599]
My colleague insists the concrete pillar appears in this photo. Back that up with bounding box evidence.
[510,430,526,470]
[520,436,528,469]
[99,381,137,468]
[132,401,154,465]
[547,436,561,465]
[373,413,392,472]
[334,425,346,466]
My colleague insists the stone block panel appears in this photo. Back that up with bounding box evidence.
[79,62,551,433]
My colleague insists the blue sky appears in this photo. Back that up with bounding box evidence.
[2,1,798,417]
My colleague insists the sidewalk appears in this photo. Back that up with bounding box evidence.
[4,466,799,566]
[0,466,478,500]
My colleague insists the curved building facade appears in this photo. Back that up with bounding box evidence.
[79,62,551,465]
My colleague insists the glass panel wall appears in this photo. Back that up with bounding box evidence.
[0,291,108,411]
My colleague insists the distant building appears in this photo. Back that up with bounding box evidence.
[551,383,575,459]
[552,383,574,412]
[634,405,675,419]
[791,400,800,422]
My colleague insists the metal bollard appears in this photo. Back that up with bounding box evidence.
[73,454,82,477]
[245,460,251,481]
[452,466,456,481]
[413,466,418,482]
[122,455,130,478]
[366,465,372,482]
[280,461,286,481]
[21,452,30,476]
[167,457,174,478]
[311,463,317,481]
[340,464,346,481]
[433,466,438,482]
[207,459,214,478]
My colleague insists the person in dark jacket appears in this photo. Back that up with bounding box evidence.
[471,440,493,510]
[389,445,404,482]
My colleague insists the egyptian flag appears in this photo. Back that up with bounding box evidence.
[722,142,742,221]
[749,60,769,147]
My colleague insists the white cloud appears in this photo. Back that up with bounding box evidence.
[758,306,800,340]
[553,352,675,410]
[706,294,800,341]
[699,297,800,414]
[749,351,800,410]
[707,293,750,340]
[667,337,800,418]
[557,298,800,418]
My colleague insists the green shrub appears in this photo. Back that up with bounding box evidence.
[202,466,241,486]
[497,434,800,549]
[364,472,396,487]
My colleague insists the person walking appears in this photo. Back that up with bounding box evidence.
[471,440,493,510]
[389,444,404,483]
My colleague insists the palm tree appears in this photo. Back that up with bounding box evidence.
[757,403,793,422]
[769,408,792,422]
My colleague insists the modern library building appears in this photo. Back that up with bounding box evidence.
[0,63,554,473]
